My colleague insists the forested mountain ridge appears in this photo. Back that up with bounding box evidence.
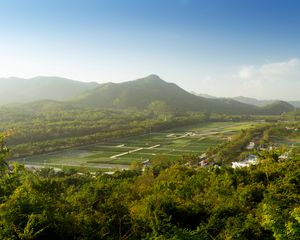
[73,74,212,110]
[0,76,99,104]
[233,96,300,108]
[194,94,300,108]
[0,74,295,114]
[73,74,294,115]
[233,96,277,107]
[258,100,295,115]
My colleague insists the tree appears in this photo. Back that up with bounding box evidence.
[0,134,9,170]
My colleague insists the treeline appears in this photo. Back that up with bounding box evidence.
[205,122,300,166]
[0,103,295,159]
[1,135,300,239]
[206,125,269,165]
[0,107,210,158]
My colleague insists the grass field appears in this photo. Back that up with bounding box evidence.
[13,121,259,170]
[270,135,300,147]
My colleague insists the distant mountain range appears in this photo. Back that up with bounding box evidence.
[196,93,300,108]
[72,74,294,114]
[233,96,300,108]
[0,75,296,115]
[0,76,99,104]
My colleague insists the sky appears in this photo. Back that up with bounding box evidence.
[1,0,300,100]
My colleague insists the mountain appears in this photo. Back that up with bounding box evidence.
[232,96,300,109]
[0,76,99,104]
[232,96,276,107]
[287,101,300,108]
[0,74,294,115]
[258,100,295,115]
[191,92,216,99]
[73,74,294,115]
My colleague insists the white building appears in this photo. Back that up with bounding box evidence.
[246,142,255,150]
[232,155,258,168]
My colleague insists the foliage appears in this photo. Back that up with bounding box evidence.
[1,129,300,239]
[0,108,208,158]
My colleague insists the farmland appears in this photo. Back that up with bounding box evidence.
[270,130,300,148]
[12,121,259,170]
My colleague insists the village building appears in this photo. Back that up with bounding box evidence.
[279,152,289,161]
[142,159,150,171]
[246,142,255,150]
[232,154,258,168]
[199,159,210,167]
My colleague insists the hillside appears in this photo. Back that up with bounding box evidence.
[191,92,216,98]
[0,74,295,115]
[0,76,99,104]
[233,96,276,107]
[233,96,300,109]
[73,75,293,115]
[74,74,207,110]
[258,100,295,115]
[288,100,300,108]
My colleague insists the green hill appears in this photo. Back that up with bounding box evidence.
[73,75,294,115]
[289,100,300,108]
[74,74,203,110]
[233,96,300,109]
[233,96,276,107]
[1,74,294,115]
[0,76,99,104]
[258,100,295,115]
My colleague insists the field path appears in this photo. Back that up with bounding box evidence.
[110,147,144,159]
[147,144,160,149]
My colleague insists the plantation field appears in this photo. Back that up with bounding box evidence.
[13,121,259,170]
[271,136,300,147]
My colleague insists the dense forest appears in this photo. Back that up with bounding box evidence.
[1,122,300,239]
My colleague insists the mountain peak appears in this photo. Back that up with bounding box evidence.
[142,74,164,82]
[128,74,166,85]
[146,74,161,79]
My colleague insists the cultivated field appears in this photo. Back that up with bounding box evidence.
[13,121,259,170]
[271,135,300,148]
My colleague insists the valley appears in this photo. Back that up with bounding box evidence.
[13,121,257,170]
[2,1,300,238]
[1,74,298,173]
[1,75,300,239]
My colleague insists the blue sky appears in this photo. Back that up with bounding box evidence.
[1,0,300,99]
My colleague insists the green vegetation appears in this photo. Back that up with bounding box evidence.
[73,75,295,114]
[0,75,295,115]
[15,121,254,169]
[1,107,211,160]
[1,125,300,239]
[233,96,300,109]
[0,76,298,239]
[204,121,300,166]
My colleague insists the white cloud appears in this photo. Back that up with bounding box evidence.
[233,58,300,100]
[200,58,300,100]
[259,58,300,79]
[239,65,255,79]
[238,58,300,81]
